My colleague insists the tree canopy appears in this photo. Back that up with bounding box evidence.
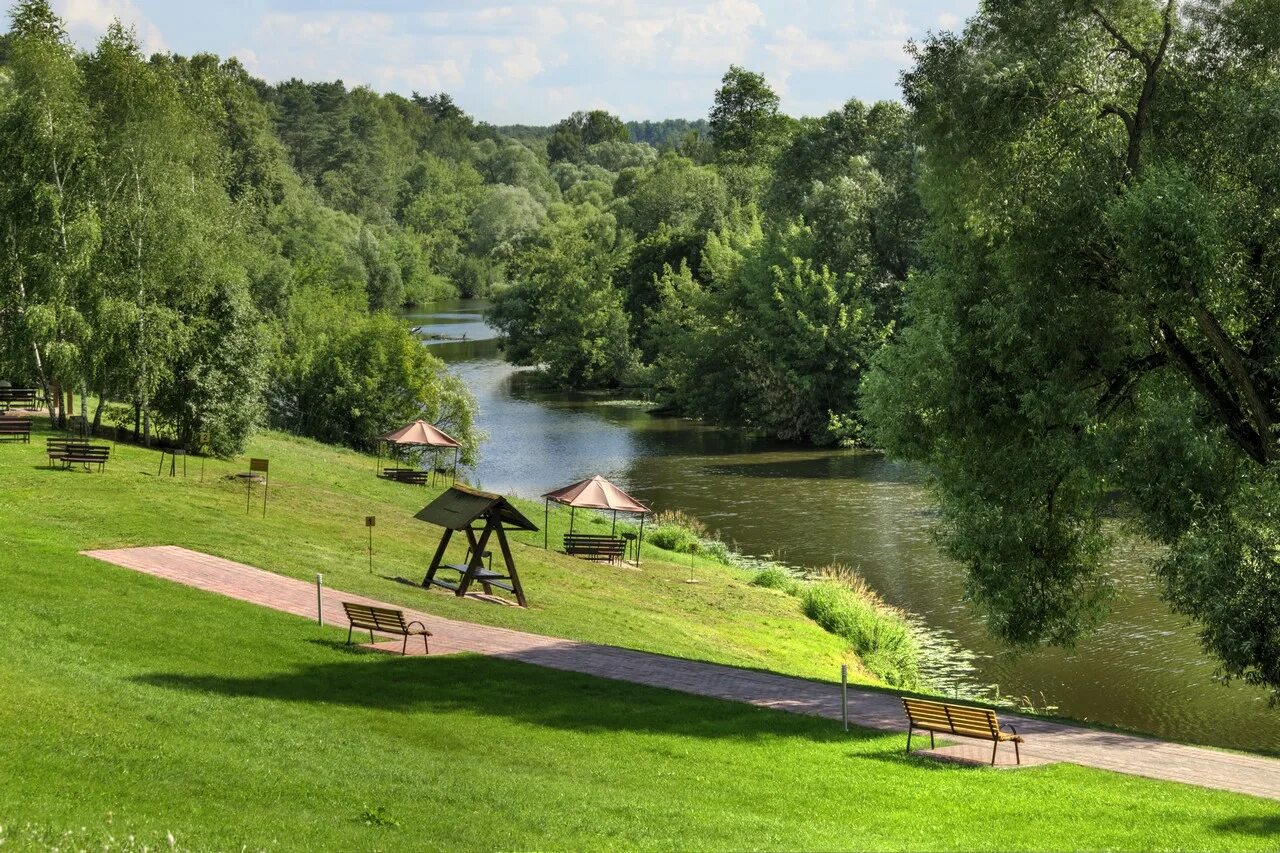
[864,0,1280,697]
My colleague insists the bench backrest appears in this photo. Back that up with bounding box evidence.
[564,534,626,547]
[0,388,36,399]
[342,601,408,633]
[57,444,109,459]
[0,419,31,431]
[902,698,1000,740]
[47,439,93,450]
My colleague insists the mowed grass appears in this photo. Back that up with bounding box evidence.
[2,421,856,683]
[2,422,1279,850]
[2,538,1278,852]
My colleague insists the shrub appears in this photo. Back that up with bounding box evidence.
[648,523,700,554]
[751,566,799,595]
[799,581,920,688]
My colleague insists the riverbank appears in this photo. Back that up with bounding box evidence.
[4,424,1279,849]
[410,299,1280,752]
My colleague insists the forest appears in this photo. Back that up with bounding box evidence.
[3,0,1280,704]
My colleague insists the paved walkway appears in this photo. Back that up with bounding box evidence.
[85,545,1280,801]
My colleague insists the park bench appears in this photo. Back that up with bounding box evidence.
[382,467,430,485]
[563,533,627,564]
[341,601,431,655]
[0,418,31,443]
[902,697,1024,765]
[46,439,110,472]
[0,387,37,412]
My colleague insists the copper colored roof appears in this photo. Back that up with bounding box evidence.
[541,475,650,514]
[378,419,463,448]
[414,484,537,531]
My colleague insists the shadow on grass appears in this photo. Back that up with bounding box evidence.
[1214,814,1280,836]
[133,653,891,744]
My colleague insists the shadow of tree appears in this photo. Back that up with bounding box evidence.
[1214,814,1280,836]
[133,653,890,744]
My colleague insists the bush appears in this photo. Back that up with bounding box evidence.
[751,566,799,595]
[648,523,700,554]
[800,581,919,688]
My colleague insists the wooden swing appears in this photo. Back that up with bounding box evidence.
[416,485,537,607]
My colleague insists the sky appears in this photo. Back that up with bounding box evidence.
[47,1,979,125]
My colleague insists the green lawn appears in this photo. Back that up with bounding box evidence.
[6,423,859,683]
[2,424,1277,850]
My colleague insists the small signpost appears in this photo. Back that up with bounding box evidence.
[366,515,376,573]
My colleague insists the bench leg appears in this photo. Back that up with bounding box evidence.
[930,731,934,749]
[402,633,408,656]
[906,727,913,755]
[991,740,999,766]
[1014,739,1020,765]
[423,634,430,655]
[346,624,353,646]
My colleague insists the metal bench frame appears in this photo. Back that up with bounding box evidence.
[341,601,431,655]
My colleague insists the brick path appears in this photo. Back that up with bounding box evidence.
[84,545,1280,801]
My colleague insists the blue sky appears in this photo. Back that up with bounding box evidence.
[48,1,978,124]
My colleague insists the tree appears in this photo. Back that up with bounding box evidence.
[547,109,628,163]
[488,208,632,387]
[864,0,1280,697]
[709,65,785,164]
[270,290,479,458]
[0,0,96,427]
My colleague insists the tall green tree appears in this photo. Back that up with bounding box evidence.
[0,0,96,426]
[865,0,1280,697]
[709,65,786,165]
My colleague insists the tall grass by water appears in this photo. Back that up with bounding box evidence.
[754,564,921,688]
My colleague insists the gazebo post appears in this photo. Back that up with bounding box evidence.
[611,509,617,537]
[637,513,645,567]
[570,506,576,535]
[544,498,550,550]
[452,446,460,484]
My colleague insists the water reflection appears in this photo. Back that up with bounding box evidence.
[410,300,1278,750]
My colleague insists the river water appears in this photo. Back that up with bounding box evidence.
[409,300,1278,751]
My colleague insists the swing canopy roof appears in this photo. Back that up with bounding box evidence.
[379,419,462,449]
[542,475,650,515]
[415,484,538,531]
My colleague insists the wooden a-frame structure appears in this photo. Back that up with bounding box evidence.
[417,485,537,607]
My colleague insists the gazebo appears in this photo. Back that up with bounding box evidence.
[542,475,651,566]
[377,420,463,485]
[417,485,537,607]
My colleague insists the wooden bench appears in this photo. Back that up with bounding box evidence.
[0,388,37,411]
[47,440,110,472]
[563,533,627,564]
[0,418,31,443]
[902,697,1024,765]
[341,602,431,655]
[382,467,430,485]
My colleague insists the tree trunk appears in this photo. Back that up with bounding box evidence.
[92,393,106,436]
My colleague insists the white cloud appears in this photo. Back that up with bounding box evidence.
[937,12,961,29]
[576,0,765,70]
[55,0,167,54]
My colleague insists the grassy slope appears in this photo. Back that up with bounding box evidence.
[5,423,855,683]
[2,424,1277,850]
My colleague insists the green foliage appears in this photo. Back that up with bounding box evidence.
[751,566,800,595]
[270,291,478,459]
[799,582,919,688]
[865,0,1280,696]
[489,207,633,388]
[547,109,628,163]
[709,65,788,165]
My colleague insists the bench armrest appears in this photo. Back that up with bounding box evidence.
[405,620,432,636]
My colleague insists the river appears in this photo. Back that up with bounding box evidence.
[409,299,1278,751]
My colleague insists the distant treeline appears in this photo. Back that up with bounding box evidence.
[497,119,708,148]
